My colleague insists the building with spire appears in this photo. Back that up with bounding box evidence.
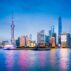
[11,13,15,45]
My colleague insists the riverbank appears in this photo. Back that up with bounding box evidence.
[3,47,51,50]
[2,46,71,50]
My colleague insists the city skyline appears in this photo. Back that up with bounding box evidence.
[0,0,71,41]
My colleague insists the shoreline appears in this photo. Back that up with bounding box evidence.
[3,47,51,50]
[2,46,71,50]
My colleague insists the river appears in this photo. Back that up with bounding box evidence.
[0,48,71,71]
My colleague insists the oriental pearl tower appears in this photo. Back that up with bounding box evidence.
[11,13,15,45]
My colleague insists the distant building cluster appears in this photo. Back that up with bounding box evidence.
[0,16,71,48]
[16,35,36,47]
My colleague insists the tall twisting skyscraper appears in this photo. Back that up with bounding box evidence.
[58,16,62,45]
[11,14,15,45]
[58,16,62,36]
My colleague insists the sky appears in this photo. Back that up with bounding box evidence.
[0,0,71,41]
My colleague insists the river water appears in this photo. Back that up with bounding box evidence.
[0,48,71,71]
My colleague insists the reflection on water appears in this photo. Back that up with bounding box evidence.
[50,49,55,66]
[19,50,31,71]
[39,51,46,68]
[0,48,71,71]
[50,48,60,71]
[59,49,69,71]
[5,51,14,71]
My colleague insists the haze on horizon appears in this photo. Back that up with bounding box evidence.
[0,0,71,41]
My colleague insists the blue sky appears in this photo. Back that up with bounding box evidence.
[0,0,71,41]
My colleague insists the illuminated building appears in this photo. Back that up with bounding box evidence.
[50,37,56,47]
[25,35,36,47]
[19,35,35,47]
[52,33,56,45]
[30,41,36,47]
[61,33,67,47]
[61,33,71,48]
[49,28,56,47]
[20,36,25,47]
[25,36,30,47]
[37,30,45,47]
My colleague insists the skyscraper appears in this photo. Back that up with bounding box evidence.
[67,33,71,47]
[20,36,25,47]
[51,25,55,34]
[58,16,62,36]
[25,35,30,47]
[58,16,62,45]
[16,37,20,47]
[52,33,56,45]
[45,35,50,46]
[11,14,15,45]
[37,30,45,47]
[49,25,55,38]
[49,30,52,38]
[61,33,71,48]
